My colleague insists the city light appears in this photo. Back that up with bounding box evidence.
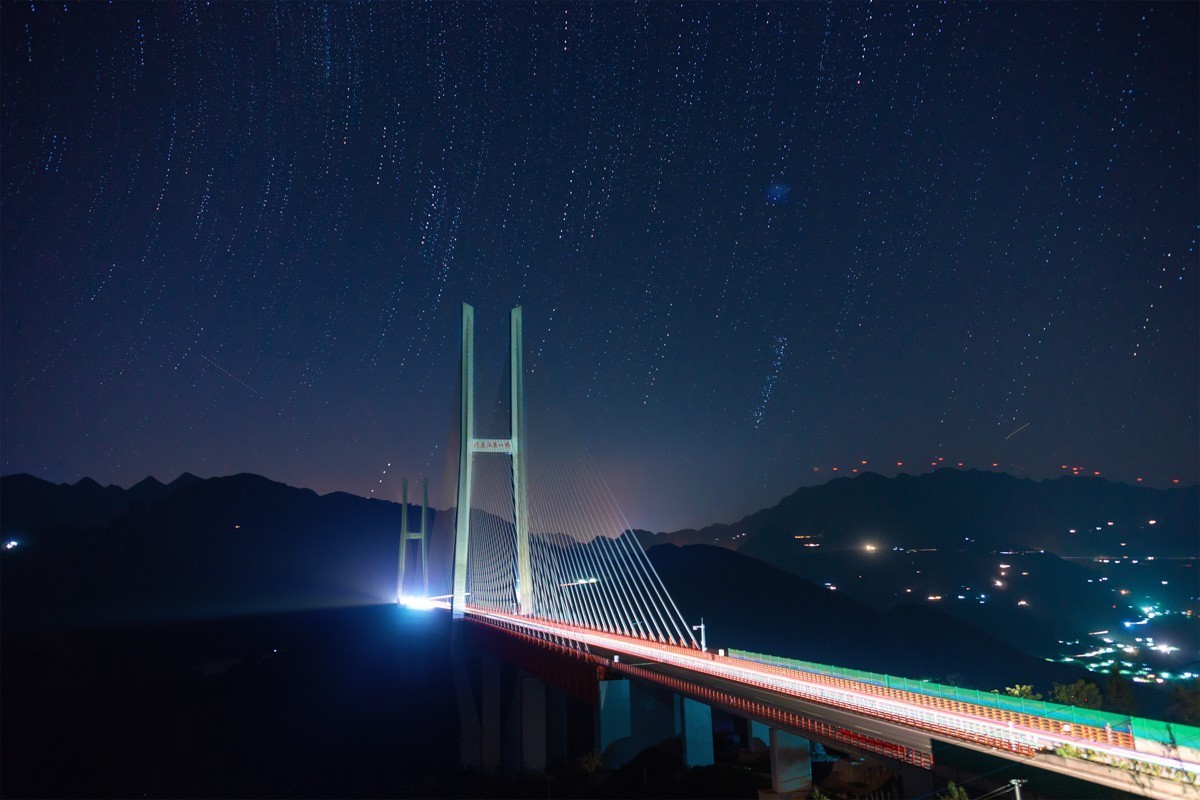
[4,540,17,550]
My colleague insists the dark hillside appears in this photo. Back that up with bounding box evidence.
[1,471,202,533]
[1,473,423,628]
[646,543,1102,694]
[639,470,1197,558]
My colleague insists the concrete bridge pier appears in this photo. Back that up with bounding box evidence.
[749,719,771,751]
[546,678,569,767]
[597,677,715,769]
[452,627,483,769]
[454,639,571,776]
[897,760,939,798]
[483,653,503,771]
[495,669,571,775]
[597,677,634,767]
[631,679,678,745]
[749,721,813,798]
[678,695,715,766]
[518,673,547,773]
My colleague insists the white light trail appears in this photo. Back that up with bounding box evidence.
[466,608,1200,779]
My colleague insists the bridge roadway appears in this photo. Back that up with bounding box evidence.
[614,656,936,756]
[465,607,1200,800]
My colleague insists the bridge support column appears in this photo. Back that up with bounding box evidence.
[677,696,714,767]
[451,625,482,769]
[898,761,939,798]
[597,678,715,769]
[546,683,569,767]
[631,681,677,748]
[520,674,547,773]
[749,719,770,752]
[596,678,633,767]
[766,729,813,796]
[482,653,503,771]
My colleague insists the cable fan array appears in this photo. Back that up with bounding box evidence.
[463,380,697,648]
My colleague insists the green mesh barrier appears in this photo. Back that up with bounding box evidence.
[727,648,1200,750]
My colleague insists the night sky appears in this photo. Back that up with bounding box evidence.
[2,3,1196,532]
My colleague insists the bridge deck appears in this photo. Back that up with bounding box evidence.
[464,606,1200,799]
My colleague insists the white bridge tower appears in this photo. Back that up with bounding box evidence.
[396,477,428,599]
[452,303,531,618]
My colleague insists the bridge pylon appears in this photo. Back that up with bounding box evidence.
[452,303,531,618]
[397,477,428,599]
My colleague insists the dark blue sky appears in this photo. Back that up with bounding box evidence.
[2,3,1196,531]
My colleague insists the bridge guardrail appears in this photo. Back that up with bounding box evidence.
[466,608,1199,776]
[728,649,1200,754]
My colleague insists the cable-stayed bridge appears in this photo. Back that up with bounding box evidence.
[399,304,1199,800]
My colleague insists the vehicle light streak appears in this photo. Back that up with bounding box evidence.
[465,607,1200,779]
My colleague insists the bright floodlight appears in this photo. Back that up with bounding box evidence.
[398,595,437,611]
[4,540,17,550]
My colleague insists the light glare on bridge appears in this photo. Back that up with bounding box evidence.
[398,594,451,611]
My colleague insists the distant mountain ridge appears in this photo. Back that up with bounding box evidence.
[634,469,1198,684]
[1,471,203,533]
[636,469,1197,558]
[1,469,1192,715]
[646,543,1100,693]
[1,472,439,628]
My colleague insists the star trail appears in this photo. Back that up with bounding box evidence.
[1,3,1196,532]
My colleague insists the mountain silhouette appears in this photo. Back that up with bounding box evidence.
[1,473,430,628]
[636,469,1196,557]
[2,469,1191,711]
[646,543,1101,693]
[636,470,1197,664]
[1,471,203,533]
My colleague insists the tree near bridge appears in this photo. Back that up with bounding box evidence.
[936,781,971,800]
[1105,666,1136,715]
[1003,684,1042,700]
[1051,679,1102,709]
[1167,680,1200,725]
